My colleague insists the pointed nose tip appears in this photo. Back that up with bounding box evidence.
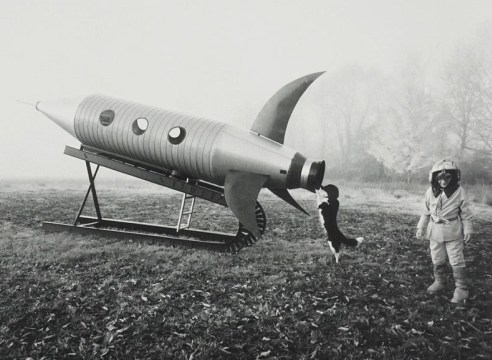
[36,97,86,139]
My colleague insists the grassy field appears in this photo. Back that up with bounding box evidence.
[1,180,491,359]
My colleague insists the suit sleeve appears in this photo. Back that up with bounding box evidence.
[417,188,431,230]
[459,189,473,235]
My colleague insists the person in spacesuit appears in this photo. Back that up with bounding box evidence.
[416,160,473,304]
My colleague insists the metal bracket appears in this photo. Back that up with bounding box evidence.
[64,146,227,206]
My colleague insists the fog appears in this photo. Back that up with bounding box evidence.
[1,0,490,180]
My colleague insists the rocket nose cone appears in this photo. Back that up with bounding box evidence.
[36,96,86,139]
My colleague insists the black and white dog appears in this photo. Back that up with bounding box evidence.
[316,184,364,263]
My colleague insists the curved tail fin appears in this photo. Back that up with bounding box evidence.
[251,72,325,144]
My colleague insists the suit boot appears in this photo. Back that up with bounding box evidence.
[427,264,446,293]
[451,266,469,304]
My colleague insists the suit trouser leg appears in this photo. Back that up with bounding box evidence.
[446,239,469,303]
[428,240,447,292]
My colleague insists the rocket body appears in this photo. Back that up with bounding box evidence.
[38,94,319,190]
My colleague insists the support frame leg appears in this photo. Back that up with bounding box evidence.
[74,162,101,225]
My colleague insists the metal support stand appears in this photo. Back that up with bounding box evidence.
[42,145,267,253]
[74,162,101,226]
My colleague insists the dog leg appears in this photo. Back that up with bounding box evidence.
[328,241,340,264]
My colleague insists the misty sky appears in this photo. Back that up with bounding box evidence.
[1,0,490,180]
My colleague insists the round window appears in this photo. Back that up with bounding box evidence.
[99,110,115,126]
[132,118,148,135]
[168,126,186,144]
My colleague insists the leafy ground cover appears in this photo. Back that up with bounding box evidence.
[0,182,491,359]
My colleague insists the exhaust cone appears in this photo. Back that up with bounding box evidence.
[306,160,325,191]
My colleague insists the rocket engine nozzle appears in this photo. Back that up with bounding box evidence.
[287,154,325,192]
[302,160,325,192]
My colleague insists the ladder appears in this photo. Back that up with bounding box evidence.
[176,193,196,233]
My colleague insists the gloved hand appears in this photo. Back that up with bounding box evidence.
[464,233,472,243]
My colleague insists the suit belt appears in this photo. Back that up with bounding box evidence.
[431,216,458,224]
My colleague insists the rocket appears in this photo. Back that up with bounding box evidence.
[36,72,326,238]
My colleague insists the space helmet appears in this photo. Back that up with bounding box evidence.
[428,159,461,182]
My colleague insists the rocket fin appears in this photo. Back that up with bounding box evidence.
[268,188,309,215]
[224,171,269,238]
[251,72,325,144]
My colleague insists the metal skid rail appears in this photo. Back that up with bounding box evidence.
[42,216,233,252]
[41,146,265,253]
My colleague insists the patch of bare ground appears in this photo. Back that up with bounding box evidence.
[1,183,491,359]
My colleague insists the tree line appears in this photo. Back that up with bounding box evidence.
[303,23,492,184]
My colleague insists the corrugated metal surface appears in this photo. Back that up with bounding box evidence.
[74,94,226,180]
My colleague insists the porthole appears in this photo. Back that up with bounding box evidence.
[168,126,186,144]
[99,110,115,126]
[132,118,148,135]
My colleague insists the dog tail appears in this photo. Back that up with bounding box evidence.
[343,236,364,247]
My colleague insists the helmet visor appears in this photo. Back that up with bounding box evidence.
[436,172,452,182]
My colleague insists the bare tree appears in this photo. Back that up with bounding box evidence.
[474,23,492,156]
[319,65,382,165]
[441,46,482,155]
[441,23,492,158]
[369,57,446,182]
